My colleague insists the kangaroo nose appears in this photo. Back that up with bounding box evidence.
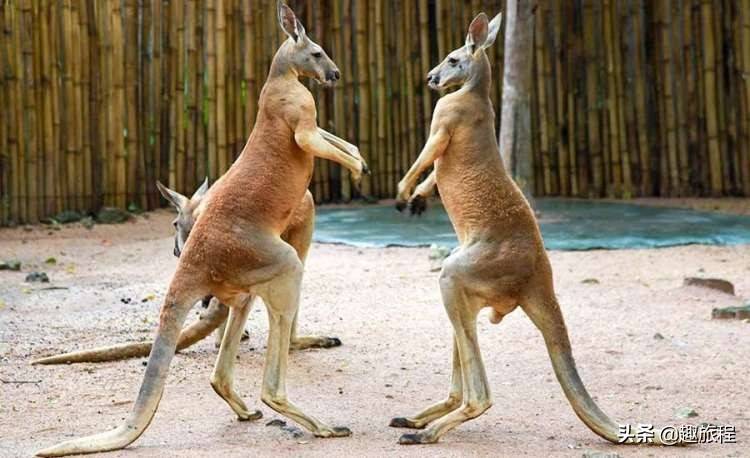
[427,74,439,85]
[326,70,340,81]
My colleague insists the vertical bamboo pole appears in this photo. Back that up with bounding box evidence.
[552,1,569,196]
[375,0,387,196]
[38,0,56,214]
[701,0,723,195]
[79,0,92,210]
[21,0,39,221]
[367,0,379,197]
[206,0,217,180]
[611,0,631,197]
[418,0,431,138]
[123,0,138,205]
[215,0,227,175]
[671,1,690,195]
[313,1,330,201]
[175,0,187,190]
[582,0,603,196]
[741,0,750,194]
[332,0,347,201]
[356,0,371,197]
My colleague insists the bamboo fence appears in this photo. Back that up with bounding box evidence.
[1,0,749,225]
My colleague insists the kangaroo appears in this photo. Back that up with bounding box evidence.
[389,12,679,446]
[36,3,364,455]
[31,179,340,366]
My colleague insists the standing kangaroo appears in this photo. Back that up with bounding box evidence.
[37,3,365,456]
[31,180,339,365]
[390,12,678,446]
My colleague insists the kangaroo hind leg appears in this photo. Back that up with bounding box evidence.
[36,275,206,457]
[256,246,351,438]
[210,295,263,422]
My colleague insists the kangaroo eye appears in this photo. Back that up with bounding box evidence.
[448,58,458,65]
[312,51,322,59]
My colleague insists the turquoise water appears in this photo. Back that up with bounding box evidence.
[314,199,750,251]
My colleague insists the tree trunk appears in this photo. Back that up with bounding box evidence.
[499,0,536,197]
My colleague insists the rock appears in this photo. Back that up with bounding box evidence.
[675,406,698,419]
[653,332,665,340]
[712,304,750,320]
[582,452,621,458]
[25,272,50,283]
[0,260,21,271]
[429,244,451,272]
[683,277,735,295]
[581,278,600,284]
[96,207,131,224]
[428,244,451,260]
[266,418,304,438]
[81,216,95,229]
[127,202,143,214]
[54,210,82,224]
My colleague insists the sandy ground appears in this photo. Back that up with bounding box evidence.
[1,202,749,458]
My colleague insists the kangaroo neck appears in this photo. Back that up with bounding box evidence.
[459,52,492,98]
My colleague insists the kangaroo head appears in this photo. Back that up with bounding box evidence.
[276,1,340,86]
[426,12,502,91]
[156,178,209,257]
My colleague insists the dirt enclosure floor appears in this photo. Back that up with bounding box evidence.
[1,202,749,457]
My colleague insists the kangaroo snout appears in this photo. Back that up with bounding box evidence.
[426,73,440,88]
[326,69,341,82]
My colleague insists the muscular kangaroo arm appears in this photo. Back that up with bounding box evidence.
[318,128,370,174]
[318,128,360,159]
[396,127,450,202]
[295,128,364,181]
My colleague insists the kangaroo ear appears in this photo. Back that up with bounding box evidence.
[465,12,489,55]
[278,1,303,42]
[483,13,503,49]
[156,181,187,210]
[191,177,210,201]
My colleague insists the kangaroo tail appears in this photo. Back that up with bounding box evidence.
[522,288,681,446]
[35,289,202,457]
[31,299,228,365]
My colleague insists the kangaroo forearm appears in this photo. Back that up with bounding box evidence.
[317,128,362,160]
[296,129,361,173]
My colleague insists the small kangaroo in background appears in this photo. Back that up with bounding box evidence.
[390,12,678,446]
[37,2,365,456]
[31,179,340,366]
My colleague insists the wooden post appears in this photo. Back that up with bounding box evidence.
[499,0,535,196]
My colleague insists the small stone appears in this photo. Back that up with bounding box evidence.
[127,202,143,214]
[81,216,95,230]
[683,277,735,295]
[428,244,451,261]
[653,332,665,340]
[266,419,287,427]
[96,207,131,224]
[582,451,621,458]
[0,260,21,271]
[25,272,50,283]
[429,244,451,272]
[581,278,600,285]
[675,406,699,419]
[712,304,750,320]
